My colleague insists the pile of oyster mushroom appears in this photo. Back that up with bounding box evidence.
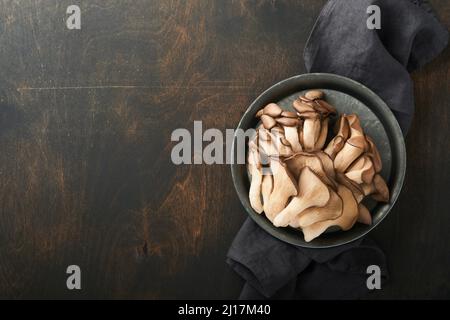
[247,90,389,242]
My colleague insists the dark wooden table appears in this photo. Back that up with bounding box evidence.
[0,0,449,299]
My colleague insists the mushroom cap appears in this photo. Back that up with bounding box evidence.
[249,102,389,240]
[314,151,336,179]
[334,115,350,139]
[263,103,283,117]
[301,184,359,242]
[335,172,365,203]
[261,114,277,130]
[296,189,343,228]
[305,90,324,101]
[315,99,337,115]
[283,126,303,153]
[273,167,330,227]
[293,100,315,113]
[247,145,263,213]
[371,174,389,202]
[324,135,346,159]
[345,155,375,185]
[281,111,298,118]
[261,174,273,208]
[357,203,372,225]
[315,117,329,150]
[334,136,366,172]
[276,117,300,127]
[285,152,336,189]
[263,158,298,221]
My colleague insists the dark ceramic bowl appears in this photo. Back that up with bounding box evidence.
[231,73,406,248]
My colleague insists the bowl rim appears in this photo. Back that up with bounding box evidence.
[231,72,406,248]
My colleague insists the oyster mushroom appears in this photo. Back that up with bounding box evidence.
[263,158,298,221]
[302,114,321,151]
[285,152,336,189]
[261,114,276,130]
[283,126,303,153]
[315,99,337,116]
[247,141,263,213]
[296,189,343,228]
[273,167,330,227]
[261,174,273,207]
[263,103,283,117]
[361,174,389,202]
[324,115,350,159]
[324,135,346,159]
[276,117,300,127]
[301,184,359,242]
[315,151,336,179]
[333,135,367,172]
[335,172,365,203]
[357,203,372,225]
[305,90,324,101]
[293,100,315,113]
[345,155,375,184]
[315,117,329,150]
[366,136,382,173]
[281,111,297,118]
[333,114,373,172]
[268,130,293,157]
[258,127,293,158]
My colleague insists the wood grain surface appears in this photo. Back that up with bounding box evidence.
[0,0,448,299]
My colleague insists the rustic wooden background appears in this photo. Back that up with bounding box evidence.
[0,0,448,299]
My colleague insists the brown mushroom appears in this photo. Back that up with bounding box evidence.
[345,155,375,184]
[268,130,293,157]
[335,172,365,203]
[273,167,330,227]
[263,159,298,221]
[285,152,336,189]
[305,90,324,101]
[276,117,300,127]
[261,114,276,130]
[281,111,297,118]
[301,184,359,242]
[296,189,343,228]
[324,115,350,158]
[315,151,336,179]
[247,141,263,213]
[263,103,283,117]
[315,100,337,115]
[324,135,346,159]
[315,117,329,150]
[361,174,389,202]
[333,135,367,172]
[293,100,315,113]
[357,203,372,225]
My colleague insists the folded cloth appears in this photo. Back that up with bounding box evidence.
[227,219,387,299]
[227,0,448,300]
[304,0,448,133]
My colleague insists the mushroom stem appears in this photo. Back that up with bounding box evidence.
[284,126,302,152]
[303,117,321,151]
